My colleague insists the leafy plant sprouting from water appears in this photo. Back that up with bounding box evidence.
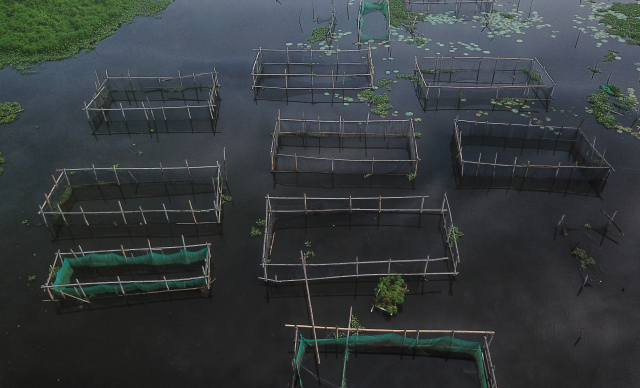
[304,241,312,248]
[603,50,618,62]
[256,219,266,227]
[50,185,78,221]
[0,152,4,177]
[587,88,616,129]
[357,89,374,101]
[499,12,515,19]
[373,275,407,315]
[584,223,591,229]
[28,275,36,282]
[370,94,393,117]
[303,250,313,260]
[588,66,603,74]
[389,0,425,29]
[364,173,372,179]
[0,102,24,124]
[414,132,422,138]
[250,227,262,237]
[307,26,330,43]
[49,266,61,280]
[572,248,595,271]
[521,68,541,82]
[396,73,419,82]
[221,195,232,203]
[407,172,416,181]
[308,132,324,138]
[377,79,393,88]
[415,37,427,46]
[446,226,464,244]
[336,315,366,338]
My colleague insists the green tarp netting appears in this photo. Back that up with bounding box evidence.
[295,332,488,388]
[360,0,390,41]
[52,248,208,297]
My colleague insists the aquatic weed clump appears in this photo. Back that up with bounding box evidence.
[370,94,393,117]
[0,102,24,124]
[596,2,640,45]
[572,248,595,271]
[587,85,638,129]
[307,26,330,43]
[0,0,173,69]
[373,275,407,315]
[389,0,425,28]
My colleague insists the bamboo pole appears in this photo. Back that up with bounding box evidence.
[301,252,321,365]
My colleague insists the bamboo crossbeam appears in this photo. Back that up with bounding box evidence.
[301,253,321,365]
[268,195,430,200]
[57,243,209,257]
[43,275,207,289]
[285,324,494,335]
[279,118,411,124]
[260,272,458,283]
[268,208,447,214]
[264,257,449,266]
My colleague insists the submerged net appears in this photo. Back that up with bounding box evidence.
[52,248,208,296]
[295,333,488,388]
[360,1,390,41]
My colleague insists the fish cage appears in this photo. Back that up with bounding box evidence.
[403,0,495,20]
[414,56,556,111]
[84,69,221,134]
[251,46,375,102]
[38,161,224,233]
[316,7,338,45]
[357,0,391,42]
[453,118,614,194]
[260,194,460,284]
[287,323,498,388]
[271,113,420,176]
[41,238,213,303]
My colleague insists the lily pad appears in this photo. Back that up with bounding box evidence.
[405,112,414,116]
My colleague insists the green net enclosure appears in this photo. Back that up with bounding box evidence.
[84,70,221,134]
[414,56,556,111]
[271,114,420,175]
[42,239,212,302]
[260,194,460,284]
[289,326,497,388]
[358,0,390,42]
[452,118,613,195]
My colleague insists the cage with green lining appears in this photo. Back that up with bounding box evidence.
[357,0,391,42]
[42,238,212,303]
[287,324,498,388]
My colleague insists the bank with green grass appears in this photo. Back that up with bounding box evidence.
[0,0,173,70]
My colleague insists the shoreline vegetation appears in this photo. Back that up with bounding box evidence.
[0,0,173,71]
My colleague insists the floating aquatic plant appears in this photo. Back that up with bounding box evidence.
[603,50,618,62]
[373,275,407,315]
[521,68,541,81]
[572,248,595,271]
[308,26,330,43]
[596,3,640,46]
[0,102,24,124]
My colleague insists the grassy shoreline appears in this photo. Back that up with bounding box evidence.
[0,0,173,70]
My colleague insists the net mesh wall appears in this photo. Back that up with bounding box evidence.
[274,119,418,174]
[295,333,488,388]
[52,248,208,296]
[359,1,390,41]
[454,120,612,192]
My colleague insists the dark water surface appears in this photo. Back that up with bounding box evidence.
[1,0,640,386]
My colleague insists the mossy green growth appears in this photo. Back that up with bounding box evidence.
[596,3,640,46]
[396,73,419,82]
[0,102,24,124]
[588,66,603,74]
[0,0,173,69]
[521,68,541,81]
[446,226,464,244]
[389,0,425,28]
[603,50,618,62]
[307,26,330,43]
[373,275,407,315]
[572,248,595,271]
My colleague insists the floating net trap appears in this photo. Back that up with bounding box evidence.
[260,194,460,283]
[414,56,555,111]
[357,0,391,42]
[288,324,498,388]
[453,118,614,194]
[84,70,221,134]
[42,238,212,303]
[271,113,420,176]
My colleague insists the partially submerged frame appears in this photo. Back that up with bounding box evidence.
[41,238,212,303]
[414,56,556,110]
[83,69,221,132]
[287,323,498,388]
[271,113,420,175]
[403,0,495,19]
[251,46,375,101]
[260,194,460,283]
[38,161,223,231]
[453,118,614,194]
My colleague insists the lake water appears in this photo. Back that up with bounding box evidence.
[1,0,639,386]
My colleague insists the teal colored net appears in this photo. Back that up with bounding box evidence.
[295,332,488,388]
[52,248,208,297]
[360,0,390,41]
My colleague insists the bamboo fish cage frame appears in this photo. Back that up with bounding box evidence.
[38,161,224,232]
[260,194,460,284]
[287,322,498,388]
[83,69,221,133]
[414,56,556,111]
[251,46,375,102]
[453,118,614,194]
[403,0,495,19]
[270,112,420,176]
[41,237,213,303]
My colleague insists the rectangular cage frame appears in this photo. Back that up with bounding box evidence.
[403,0,495,19]
[260,194,460,283]
[357,0,392,43]
[414,56,556,111]
[270,113,420,175]
[287,324,498,388]
[251,46,375,100]
[453,118,614,194]
[83,69,221,131]
[319,7,338,45]
[41,238,212,303]
[38,161,223,231]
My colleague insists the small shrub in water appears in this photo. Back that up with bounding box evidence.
[256,219,266,227]
[447,226,464,244]
[250,227,262,237]
[308,26,330,43]
[0,102,24,124]
[373,275,407,315]
[572,248,595,271]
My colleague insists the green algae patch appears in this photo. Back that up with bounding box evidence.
[0,0,173,69]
